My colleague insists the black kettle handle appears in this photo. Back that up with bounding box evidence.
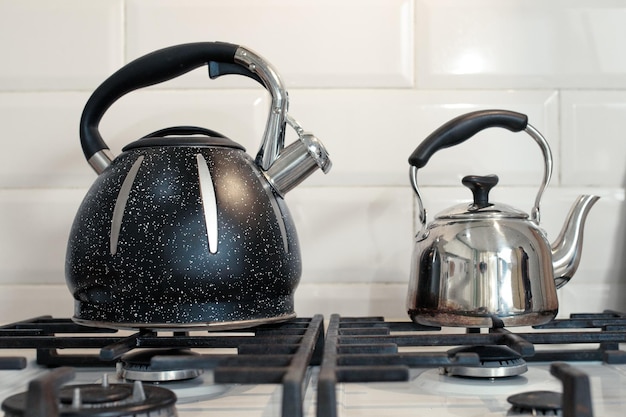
[408,110,528,168]
[79,42,265,168]
[409,109,553,227]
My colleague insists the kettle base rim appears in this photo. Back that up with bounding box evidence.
[409,309,558,328]
[72,312,297,332]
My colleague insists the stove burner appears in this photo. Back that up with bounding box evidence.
[118,349,203,382]
[59,380,133,404]
[443,345,528,378]
[0,315,324,417]
[507,390,562,415]
[1,368,177,417]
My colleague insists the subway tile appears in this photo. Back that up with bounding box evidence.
[1,89,558,189]
[416,0,626,89]
[0,285,74,322]
[126,0,413,88]
[288,186,414,284]
[0,189,85,285]
[558,283,626,319]
[295,283,409,319]
[290,89,558,187]
[0,92,90,188]
[98,90,270,162]
[0,0,124,91]
[0,90,269,188]
[561,91,626,187]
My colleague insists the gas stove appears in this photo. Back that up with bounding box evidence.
[1,312,626,416]
[0,315,323,417]
[319,311,626,417]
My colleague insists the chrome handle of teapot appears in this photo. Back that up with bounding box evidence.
[408,109,553,228]
[79,42,287,174]
[229,47,288,170]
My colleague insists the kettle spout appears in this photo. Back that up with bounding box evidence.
[551,194,600,289]
[263,130,331,197]
[264,133,331,196]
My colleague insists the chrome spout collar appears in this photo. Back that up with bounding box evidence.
[263,115,332,197]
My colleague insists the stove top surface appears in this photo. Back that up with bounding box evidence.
[333,362,626,416]
[1,312,626,417]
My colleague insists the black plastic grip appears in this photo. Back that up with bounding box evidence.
[208,61,263,84]
[79,42,258,160]
[408,110,528,168]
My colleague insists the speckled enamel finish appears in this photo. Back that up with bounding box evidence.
[65,143,301,330]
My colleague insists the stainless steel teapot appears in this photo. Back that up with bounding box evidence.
[406,110,598,328]
[65,42,331,330]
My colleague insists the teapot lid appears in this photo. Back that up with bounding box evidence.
[435,201,529,220]
[435,175,529,220]
[122,126,245,152]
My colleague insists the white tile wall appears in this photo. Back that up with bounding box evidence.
[290,90,559,187]
[416,0,626,89]
[561,91,626,187]
[0,0,624,322]
[0,90,272,188]
[125,0,414,89]
[0,0,124,91]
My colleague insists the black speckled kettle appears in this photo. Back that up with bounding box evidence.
[65,42,331,330]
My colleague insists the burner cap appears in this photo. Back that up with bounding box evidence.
[119,349,204,382]
[507,390,562,414]
[1,381,177,417]
[443,345,528,378]
[59,383,132,404]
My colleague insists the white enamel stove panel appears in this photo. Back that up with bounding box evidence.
[0,352,317,417]
[332,362,626,417]
[1,354,626,416]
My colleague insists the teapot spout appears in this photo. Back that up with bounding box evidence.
[551,194,600,289]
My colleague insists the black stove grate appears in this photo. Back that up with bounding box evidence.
[3,312,626,417]
[317,311,626,417]
[0,315,325,417]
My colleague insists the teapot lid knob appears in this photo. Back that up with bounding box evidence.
[462,175,499,209]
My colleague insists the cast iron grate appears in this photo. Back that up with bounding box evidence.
[317,311,626,417]
[0,314,324,417]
